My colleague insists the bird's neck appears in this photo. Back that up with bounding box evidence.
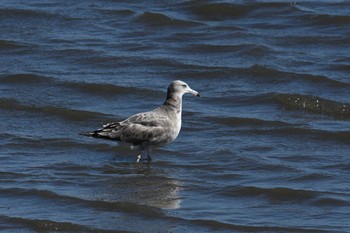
[164,93,182,113]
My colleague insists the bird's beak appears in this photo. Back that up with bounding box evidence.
[188,87,200,97]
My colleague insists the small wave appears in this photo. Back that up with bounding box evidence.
[179,64,348,88]
[204,93,274,107]
[65,82,163,98]
[247,65,349,87]
[322,163,350,172]
[0,74,54,84]
[187,218,328,233]
[0,187,71,200]
[182,44,242,54]
[190,2,293,21]
[0,98,108,121]
[0,40,24,49]
[220,185,318,203]
[98,8,135,16]
[240,127,350,145]
[0,7,87,24]
[293,3,350,25]
[1,73,163,99]
[280,35,350,47]
[308,13,350,26]
[136,11,202,27]
[276,94,350,119]
[0,8,59,19]
[332,64,350,73]
[0,187,163,217]
[0,171,29,179]
[2,135,114,152]
[290,173,333,182]
[0,215,118,233]
[181,43,271,56]
[205,116,290,128]
[192,3,249,20]
[313,197,349,207]
[77,54,143,68]
[52,48,102,59]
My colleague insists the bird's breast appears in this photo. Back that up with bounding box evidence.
[168,112,182,143]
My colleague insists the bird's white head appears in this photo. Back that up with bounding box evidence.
[169,80,200,97]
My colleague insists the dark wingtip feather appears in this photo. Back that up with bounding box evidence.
[79,131,97,137]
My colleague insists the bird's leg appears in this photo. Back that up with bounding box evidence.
[136,146,143,162]
[136,154,141,163]
[146,146,152,162]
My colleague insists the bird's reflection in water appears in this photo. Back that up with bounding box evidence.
[99,161,182,210]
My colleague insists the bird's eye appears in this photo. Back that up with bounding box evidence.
[182,84,187,88]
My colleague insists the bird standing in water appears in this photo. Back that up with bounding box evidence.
[82,80,200,162]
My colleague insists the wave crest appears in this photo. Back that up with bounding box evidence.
[276,94,350,119]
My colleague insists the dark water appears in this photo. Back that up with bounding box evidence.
[1,0,350,232]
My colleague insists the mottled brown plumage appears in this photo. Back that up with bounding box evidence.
[82,80,199,162]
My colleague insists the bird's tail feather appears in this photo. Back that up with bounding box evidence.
[80,128,121,141]
[80,122,121,140]
[80,130,108,139]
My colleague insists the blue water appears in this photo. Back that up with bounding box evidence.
[1,1,349,232]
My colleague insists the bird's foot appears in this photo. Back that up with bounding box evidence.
[147,155,152,163]
[136,154,141,162]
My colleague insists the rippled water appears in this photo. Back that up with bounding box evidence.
[1,1,350,232]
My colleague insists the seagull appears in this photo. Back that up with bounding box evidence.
[82,80,200,162]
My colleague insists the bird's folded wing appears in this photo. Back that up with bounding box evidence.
[118,123,167,145]
[102,110,170,144]
[123,110,168,126]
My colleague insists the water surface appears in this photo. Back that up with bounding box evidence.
[1,1,349,232]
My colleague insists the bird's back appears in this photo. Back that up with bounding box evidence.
[84,106,181,147]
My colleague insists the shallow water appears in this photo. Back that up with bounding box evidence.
[1,1,349,232]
